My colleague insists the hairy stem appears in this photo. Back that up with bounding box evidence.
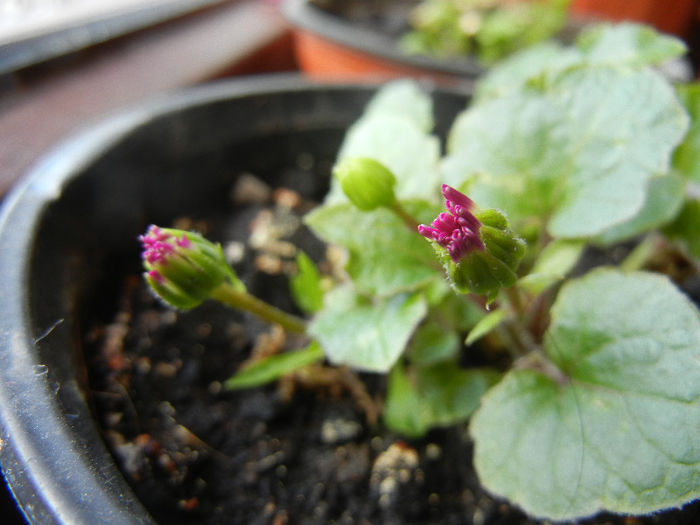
[391,202,421,232]
[500,286,539,358]
[211,282,307,334]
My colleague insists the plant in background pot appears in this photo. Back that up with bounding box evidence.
[282,0,624,83]
[126,23,700,522]
[400,0,572,64]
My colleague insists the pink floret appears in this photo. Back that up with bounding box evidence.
[418,185,483,262]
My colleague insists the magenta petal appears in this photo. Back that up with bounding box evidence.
[148,270,165,283]
[442,184,474,210]
[419,185,483,262]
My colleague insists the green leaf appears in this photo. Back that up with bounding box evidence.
[324,80,440,205]
[417,363,500,428]
[470,269,700,519]
[408,318,460,365]
[465,309,506,346]
[474,41,580,102]
[594,172,685,245]
[434,288,485,331]
[475,24,685,104]
[305,202,440,296]
[385,362,500,437]
[673,83,700,183]
[309,286,427,372]
[519,239,584,294]
[384,363,433,437]
[333,114,441,202]
[363,79,434,132]
[664,197,700,260]
[576,22,686,66]
[445,66,688,238]
[289,251,323,314]
[531,239,585,276]
[224,342,324,390]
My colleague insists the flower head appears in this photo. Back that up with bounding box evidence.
[140,226,190,273]
[418,184,484,262]
[139,225,242,310]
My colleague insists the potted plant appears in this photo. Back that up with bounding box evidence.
[2,23,700,524]
[282,0,575,83]
[0,75,466,523]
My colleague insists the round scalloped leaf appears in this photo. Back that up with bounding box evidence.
[470,269,700,520]
[445,66,688,238]
[309,286,427,373]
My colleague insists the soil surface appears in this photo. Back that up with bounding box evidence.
[84,172,700,524]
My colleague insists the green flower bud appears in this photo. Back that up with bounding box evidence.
[333,157,397,211]
[140,225,243,310]
[450,209,526,300]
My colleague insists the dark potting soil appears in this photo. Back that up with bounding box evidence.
[84,172,700,525]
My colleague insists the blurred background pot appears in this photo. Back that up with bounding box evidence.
[0,75,466,524]
[282,0,485,86]
[571,0,698,39]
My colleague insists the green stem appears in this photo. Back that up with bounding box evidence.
[505,286,525,317]
[620,233,662,273]
[501,286,539,357]
[211,282,307,334]
[391,201,421,232]
[514,348,569,386]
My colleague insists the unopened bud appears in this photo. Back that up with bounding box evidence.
[334,157,397,211]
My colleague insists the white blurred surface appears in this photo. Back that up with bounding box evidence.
[0,0,204,45]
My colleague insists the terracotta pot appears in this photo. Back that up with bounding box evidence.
[571,0,699,39]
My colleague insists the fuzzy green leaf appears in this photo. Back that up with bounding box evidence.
[476,23,686,103]
[673,83,700,183]
[289,251,324,314]
[385,362,499,437]
[465,309,506,346]
[309,286,427,372]
[594,173,685,245]
[383,364,432,437]
[334,114,441,201]
[324,81,440,205]
[445,66,688,238]
[408,318,460,365]
[576,23,686,66]
[224,342,324,390]
[363,78,435,132]
[305,201,440,296]
[519,239,584,294]
[470,269,700,520]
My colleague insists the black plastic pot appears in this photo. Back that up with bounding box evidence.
[0,75,468,524]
